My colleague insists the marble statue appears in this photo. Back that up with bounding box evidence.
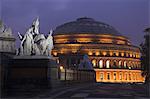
[0,21,5,33]
[18,27,34,55]
[0,21,13,37]
[17,18,53,56]
[32,17,39,35]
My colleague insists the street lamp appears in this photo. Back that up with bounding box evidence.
[60,66,64,70]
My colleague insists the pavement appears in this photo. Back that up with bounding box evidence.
[2,83,150,99]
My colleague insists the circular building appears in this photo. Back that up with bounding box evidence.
[52,17,145,83]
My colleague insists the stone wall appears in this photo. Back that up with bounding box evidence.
[0,52,14,97]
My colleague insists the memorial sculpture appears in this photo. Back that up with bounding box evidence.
[0,20,13,37]
[17,18,53,56]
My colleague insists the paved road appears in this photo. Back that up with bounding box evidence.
[3,83,149,98]
[37,83,149,99]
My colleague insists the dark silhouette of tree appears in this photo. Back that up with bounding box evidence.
[140,28,150,83]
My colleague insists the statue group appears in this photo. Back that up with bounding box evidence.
[17,18,53,56]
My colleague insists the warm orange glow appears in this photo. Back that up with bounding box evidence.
[126,53,129,57]
[117,40,125,44]
[92,59,96,67]
[77,38,92,42]
[130,53,132,57]
[109,52,113,56]
[53,33,142,83]
[88,51,93,55]
[99,39,113,43]
[121,52,124,56]
[60,66,64,70]
[95,69,145,83]
[72,50,77,53]
[53,52,57,56]
[102,52,107,56]
[95,52,100,56]
[115,52,119,56]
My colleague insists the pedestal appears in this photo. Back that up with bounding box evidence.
[8,55,59,89]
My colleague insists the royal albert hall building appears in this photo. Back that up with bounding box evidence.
[52,17,145,83]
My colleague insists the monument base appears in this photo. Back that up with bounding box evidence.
[8,55,59,89]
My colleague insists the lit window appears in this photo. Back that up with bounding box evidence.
[107,73,110,80]
[92,59,96,67]
[121,52,124,56]
[109,52,113,56]
[119,73,122,80]
[124,61,127,68]
[102,52,107,56]
[119,61,121,68]
[53,52,57,56]
[113,73,117,80]
[106,60,110,68]
[125,73,128,80]
[129,73,131,80]
[95,52,100,56]
[88,52,92,55]
[100,73,103,80]
[99,60,103,68]
[116,52,119,56]
[130,53,132,57]
[133,73,135,80]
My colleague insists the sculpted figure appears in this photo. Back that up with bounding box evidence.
[18,27,34,55]
[34,30,53,56]
[0,21,12,37]
[17,17,54,56]
[32,17,39,35]
[0,21,5,33]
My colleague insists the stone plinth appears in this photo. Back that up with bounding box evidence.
[8,55,59,88]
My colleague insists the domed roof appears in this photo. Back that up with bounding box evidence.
[53,17,122,36]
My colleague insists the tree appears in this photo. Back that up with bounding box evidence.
[140,28,150,83]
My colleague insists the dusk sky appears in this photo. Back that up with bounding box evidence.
[0,0,149,47]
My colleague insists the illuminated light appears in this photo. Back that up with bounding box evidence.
[60,66,64,70]
[121,52,124,56]
[115,52,119,56]
[99,60,103,68]
[53,52,57,56]
[130,53,132,57]
[129,66,131,69]
[117,40,125,44]
[119,61,122,66]
[126,53,129,57]
[109,52,113,56]
[124,61,127,68]
[102,52,107,56]
[136,54,138,58]
[57,59,59,64]
[92,59,96,67]
[95,52,100,56]
[106,60,110,68]
[72,50,77,53]
[88,51,93,55]
[77,38,92,42]
[99,39,113,43]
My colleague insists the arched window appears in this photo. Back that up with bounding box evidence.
[113,72,117,80]
[99,60,103,68]
[106,60,110,68]
[125,73,128,80]
[119,61,122,68]
[92,59,96,67]
[107,73,110,80]
[124,61,127,68]
[119,72,122,80]
[100,73,103,80]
